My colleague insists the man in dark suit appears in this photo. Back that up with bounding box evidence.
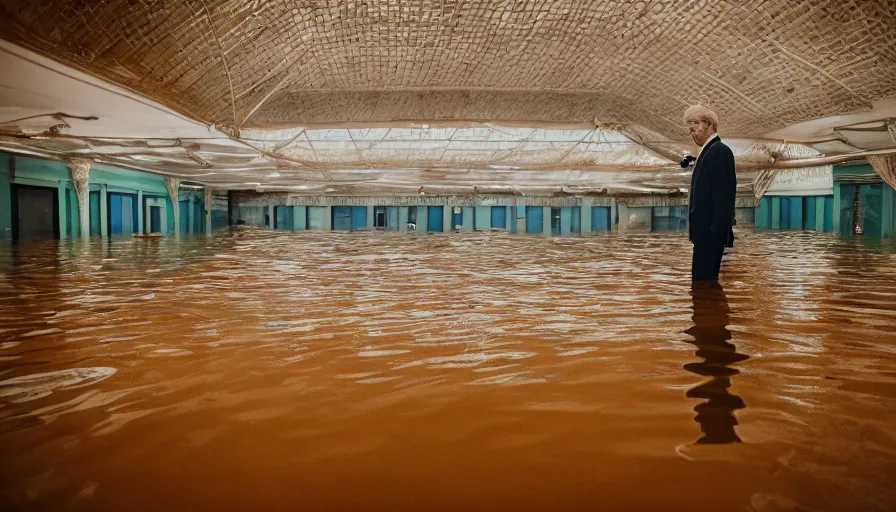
[684,105,737,282]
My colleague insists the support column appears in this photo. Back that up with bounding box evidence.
[581,198,593,233]
[815,195,825,232]
[99,184,108,238]
[617,203,628,230]
[475,206,490,230]
[460,207,473,230]
[560,207,572,234]
[268,204,275,229]
[204,188,212,235]
[68,159,91,239]
[137,191,144,234]
[367,206,374,230]
[443,205,452,232]
[832,184,841,234]
[0,154,9,241]
[515,198,525,233]
[294,205,307,230]
[791,197,803,230]
[883,185,894,238]
[610,203,618,231]
[417,206,428,232]
[57,181,68,239]
[771,197,781,230]
[398,206,409,229]
[322,205,332,231]
[69,183,79,237]
[187,195,195,233]
[166,177,180,235]
[542,207,551,234]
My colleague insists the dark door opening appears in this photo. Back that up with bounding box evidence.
[11,184,59,240]
[149,206,162,233]
[550,207,561,234]
[374,206,387,228]
[570,206,581,233]
[89,190,101,236]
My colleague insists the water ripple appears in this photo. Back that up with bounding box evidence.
[1,229,895,510]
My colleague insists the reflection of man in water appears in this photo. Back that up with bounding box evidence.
[685,284,747,444]
[684,104,736,282]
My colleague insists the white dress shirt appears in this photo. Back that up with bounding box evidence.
[697,133,719,163]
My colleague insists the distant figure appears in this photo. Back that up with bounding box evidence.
[684,105,737,282]
[407,222,417,231]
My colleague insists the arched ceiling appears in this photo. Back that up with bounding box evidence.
[1,1,895,195]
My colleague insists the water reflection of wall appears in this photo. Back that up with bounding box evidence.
[0,240,64,359]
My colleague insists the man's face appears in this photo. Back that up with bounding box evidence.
[685,116,714,146]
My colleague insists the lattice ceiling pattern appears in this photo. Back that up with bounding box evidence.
[2,0,894,140]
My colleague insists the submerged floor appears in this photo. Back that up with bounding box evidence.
[1,229,896,510]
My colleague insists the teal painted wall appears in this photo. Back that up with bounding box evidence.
[771,197,781,229]
[591,206,611,231]
[417,205,429,232]
[293,205,307,230]
[823,196,834,232]
[0,152,174,238]
[790,197,803,229]
[844,182,894,238]
[308,206,327,230]
[757,195,834,233]
[805,197,817,229]
[1,154,11,240]
[461,207,474,230]
[753,196,772,229]
[833,161,896,237]
[559,207,572,234]
[581,200,592,233]
[750,159,895,238]
[860,184,883,237]
[474,206,490,230]
[834,161,877,177]
[838,184,856,235]
[883,185,894,238]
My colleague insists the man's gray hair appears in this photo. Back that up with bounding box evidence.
[684,104,719,130]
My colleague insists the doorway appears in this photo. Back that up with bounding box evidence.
[11,184,58,240]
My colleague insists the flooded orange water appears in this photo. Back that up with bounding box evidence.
[2,228,896,511]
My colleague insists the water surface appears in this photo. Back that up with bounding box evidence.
[2,228,896,511]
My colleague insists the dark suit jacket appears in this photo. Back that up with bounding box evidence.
[688,136,736,246]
